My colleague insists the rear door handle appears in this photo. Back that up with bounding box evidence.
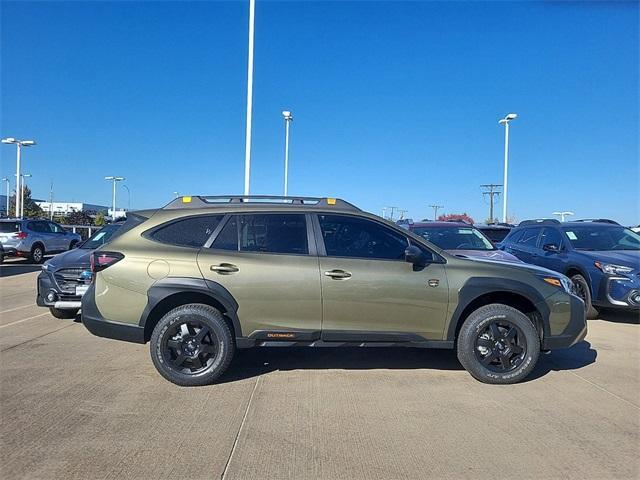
[324,269,352,279]
[210,263,239,274]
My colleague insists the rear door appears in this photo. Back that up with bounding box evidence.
[315,214,449,341]
[197,213,322,339]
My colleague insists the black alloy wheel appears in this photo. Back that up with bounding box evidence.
[161,318,219,375]
[474,321,527,373]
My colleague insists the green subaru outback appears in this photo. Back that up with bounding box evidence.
[81,196,587,386]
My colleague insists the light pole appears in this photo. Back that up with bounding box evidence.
[498,113,517,223]
[173,191,180,199]
[2,137,36,218]
[552,211,574,222]
[282,110,293,196]
[243,0,256,196]
[122,184,131,212]
[20,174,32,218]
[104,176,124,220]
[1,178,9,217]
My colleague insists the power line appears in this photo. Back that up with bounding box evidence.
[480,184,502,223]
[429,204,443,221]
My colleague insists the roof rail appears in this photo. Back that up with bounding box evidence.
[518,219,561,226]
[573,218,620,225]
[163,195,361,211]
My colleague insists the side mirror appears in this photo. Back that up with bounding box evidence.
[543,243,560,253]
[405,245,426,266]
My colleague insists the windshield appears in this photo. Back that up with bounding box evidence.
[412,226,495,250]
[81,224,122,249]
[562,226,640,251]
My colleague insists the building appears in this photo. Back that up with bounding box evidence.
[36,201,110,217]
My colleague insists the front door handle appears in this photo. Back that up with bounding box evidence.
[210,263,239,274]
[324,269,352,279]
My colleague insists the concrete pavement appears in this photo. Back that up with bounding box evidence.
[1,271,638,479]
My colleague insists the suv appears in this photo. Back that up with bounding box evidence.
[499,219,640,317]
[82,196,586,386]
[0,219,81,263]
[37,222,123,319]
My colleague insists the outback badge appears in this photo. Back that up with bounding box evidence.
[428,279,439,288]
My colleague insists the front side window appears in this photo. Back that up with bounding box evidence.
[211,214,308,255]
[48,222,63,233]
[518,228,541,247]
[151,215,223,248]
[540,228,564,249]
[411,226,494,251]
[319,215,408,260]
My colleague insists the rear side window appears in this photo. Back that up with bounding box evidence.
[211,214,308,255]
[152,215,223,248]
[518,228,541,247]
[504,229,524,244]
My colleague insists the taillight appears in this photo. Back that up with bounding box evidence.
[91,251,124,277]
[15,231,28,239]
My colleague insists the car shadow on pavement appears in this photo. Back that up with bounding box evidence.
[597,309,639,325]
[218,341,597,384]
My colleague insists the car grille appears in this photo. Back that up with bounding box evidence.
[53,268,89,293]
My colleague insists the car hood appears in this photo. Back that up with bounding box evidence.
[448,249,523,263]
[575,250,640,269]
[44,247,92,271]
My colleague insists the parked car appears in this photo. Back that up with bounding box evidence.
[0,243,4,264]
[37,222,123,319]
[499,219,640,318]
[81,196,586,386]
[475,223,513,245]
[407,221,521,263]
[0,219,81,263]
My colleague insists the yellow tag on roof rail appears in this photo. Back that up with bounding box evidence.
[327,198,336,205]
[182,196,192,203]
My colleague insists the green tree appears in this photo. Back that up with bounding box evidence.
[8,186,44,219]
[62,210,94,226]
[94,211,106,226]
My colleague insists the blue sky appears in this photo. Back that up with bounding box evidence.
[1,1,638,224]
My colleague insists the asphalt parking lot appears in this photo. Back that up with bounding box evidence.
[1,267,638,480]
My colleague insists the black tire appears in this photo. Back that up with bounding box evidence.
[49,307,79,319]
[570,274,598,319]
[150,304,235,386]
[29,244,45,264]
[457,303,540,384]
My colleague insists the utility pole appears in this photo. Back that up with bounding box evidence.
[397,209,408,220]
[481,184,502,223]
[429,204,443,221]
[49,181,54,220]
[384,206,399,221]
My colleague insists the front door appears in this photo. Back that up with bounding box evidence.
[197,213,322,339]
[315,214,449,341]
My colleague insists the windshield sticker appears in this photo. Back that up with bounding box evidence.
[566,231,577,240]
[92,232,106,242]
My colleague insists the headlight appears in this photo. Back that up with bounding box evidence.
[594,262,633,276]
[541,275,574,294]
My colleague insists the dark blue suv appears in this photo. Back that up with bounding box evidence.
[499,219,640,317]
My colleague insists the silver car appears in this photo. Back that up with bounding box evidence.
[0,219,81,263]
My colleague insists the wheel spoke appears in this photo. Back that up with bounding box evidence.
[504,327,517,342]
[167,339,181,351]
[190,355,203,369]
[476,338,494,349]
[489,323,501,340]
[172,353,186,367]
[195,326,210,342]
[481,351,496,365]
[201,344,216,355]
[499,353,512,369]
[512,345,524,355]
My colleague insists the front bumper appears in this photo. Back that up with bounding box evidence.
[36,271,83,309]
[541,294,588,350]
[81,284,145,344]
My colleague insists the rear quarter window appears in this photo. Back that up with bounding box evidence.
[151,215,223,248]
[0,222,21,233]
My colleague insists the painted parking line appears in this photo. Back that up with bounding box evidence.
[0,312,50,329]
[0,304,36,315]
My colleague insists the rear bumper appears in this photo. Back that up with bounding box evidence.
[542,294,588,350]
[81,284,145,344]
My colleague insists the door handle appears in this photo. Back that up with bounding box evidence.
[324,269,352,279]
[210,263,239,274]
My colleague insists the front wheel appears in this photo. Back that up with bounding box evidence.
[457,304,540,384]
[150,304,235,386]
[49,307,79,319]
[570,274,599,319]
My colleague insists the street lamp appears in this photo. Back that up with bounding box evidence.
[173,191,180,199]
[282,110,293,196]
[104,176,125,220]
[498,113,517,223]
[1,177,9,217]
[243,0,256,196]
[552,211,574,222]
[122,184,131,212]
[20,174,32,218]
[2,137,36,218]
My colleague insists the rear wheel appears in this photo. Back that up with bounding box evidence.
[457,304,540,384]
[570,274,598,319]
[150,304,235,386]
[30,244,44,264]
[49,307,79,319]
